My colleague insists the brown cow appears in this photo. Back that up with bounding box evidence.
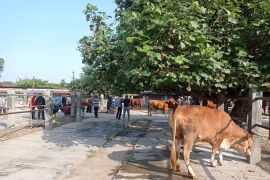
[148,98,176,116]
[130,98,144,109]
[169,105,253,179]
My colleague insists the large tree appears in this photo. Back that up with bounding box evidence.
[79,0,270,97]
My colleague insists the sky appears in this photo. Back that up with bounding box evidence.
[0,0,116,83]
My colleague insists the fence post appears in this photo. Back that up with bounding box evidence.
[7,90,16,128]
[247,89,262,164]
[71,93,76,117]
[44,91,53,130]
[76,92,81,121]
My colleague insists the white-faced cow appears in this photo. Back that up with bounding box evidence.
[169,105,254,179]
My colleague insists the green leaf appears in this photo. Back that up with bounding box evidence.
[228,17,237,24]
[168,44,174,49]
[237,50,247,57]
[126,37,134,43]
[261,83,270,88]
[180,42,186,49]
[190,21,199,29]
[189,35,195,41]
[200,6,207,14]
[143,45,152,51]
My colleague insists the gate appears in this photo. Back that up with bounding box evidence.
[0,90,54,130]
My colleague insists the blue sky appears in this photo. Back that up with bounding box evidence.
[0,0,116,83]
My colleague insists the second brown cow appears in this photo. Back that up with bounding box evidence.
[148,98,176,116]
[130,98,144,109]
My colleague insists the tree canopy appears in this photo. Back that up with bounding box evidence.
[78,0,270,97]
[15,78,68,88]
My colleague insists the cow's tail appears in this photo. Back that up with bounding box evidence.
[170,112,179,171]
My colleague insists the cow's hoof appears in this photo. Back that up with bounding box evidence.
[188,172,197,179]
[211,161,217,167]
[176,165,180,172]
[217,160,223,166]
[172,166,180,172]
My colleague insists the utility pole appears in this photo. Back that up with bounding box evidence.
[72,70,75,81]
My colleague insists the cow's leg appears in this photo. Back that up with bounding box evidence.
[176,139,182,166]
[164,108,168,117]
[183,141,196,179]
[148,106,152,116]
[218,149,223,166]
[210,139,223,167]
[171,119,179,172]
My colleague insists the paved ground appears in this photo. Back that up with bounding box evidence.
[0,110,269,180]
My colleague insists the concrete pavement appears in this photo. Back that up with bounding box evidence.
[0,110,269,180]
[0,112,124,180]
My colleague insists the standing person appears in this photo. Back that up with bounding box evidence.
[66,96,71,105]
[177,96,183,107]
[93,95,100,118]
[36,94,46,120]
[123,95,131,121]
[30,95,36,119]
[115,96,123,120]
[62,95,67,109]
[52,94,61,119]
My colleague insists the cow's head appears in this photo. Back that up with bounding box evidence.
[233,132,254,155]
[166,98,176,107]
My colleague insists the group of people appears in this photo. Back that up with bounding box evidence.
[80,95,100,118]
[30,94,46,120]
[30,93,132,121]
[30,94,72,120]
[80,95,131,120]
[177,96,200,106]
[115,95,131,121]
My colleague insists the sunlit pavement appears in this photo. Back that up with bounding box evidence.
[0,110,269,180]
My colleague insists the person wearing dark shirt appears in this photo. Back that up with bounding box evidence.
[62,96,67,107]
[123,95,131,121]
[115,96,123,120]
[36,94,46,120]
